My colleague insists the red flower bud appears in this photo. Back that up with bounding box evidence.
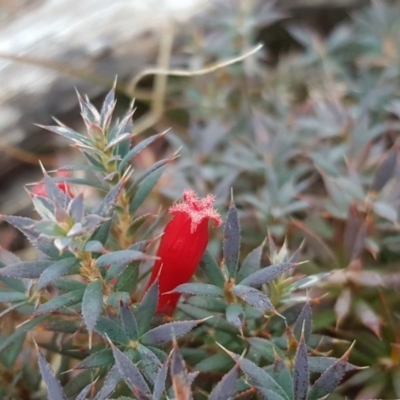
[31,171,74,198]
[145,189,222,316]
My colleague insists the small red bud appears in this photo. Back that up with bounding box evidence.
[31,171,74,198]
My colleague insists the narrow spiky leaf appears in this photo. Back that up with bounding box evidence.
[293,302,313,343]
[0,290,27,303]
[129,166,167,214]
[370,147,397,193]
[172,283,224,297]
[153,354,170,400]
[239,262,295,287]
[271,352,294,400]
[308,357,359,374]
[75,349,113,369]
[307,345,354,400]
[37,258,80,289]
[232,285,276,312]
[171,343,193,400]
[225,349,289,399]
[209,364,239,400]
[136,279,158,336]
[119,131,167,172]
[0,261,53,279]
[95,250,148,268]
[100,85,116,131]
[76,383,93,400]
[36,348,66,400]
[226,303,244,330]
[82,280,103,347]
[95,317,130,344]
[200,250,225,288]
[93,364,120,400]
[120,301,139,340]
[236,240,264,283]
[37,124,93,147]
[35,289,85,315]
[93,180,125,218]
[136,344,162,383]
[223,198,240,278]
[110,343,150,395]
[141,320,203,345]
[293,335,309,400]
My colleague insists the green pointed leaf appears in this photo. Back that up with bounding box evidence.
[64,369,97,399]
[153,355,170,400]
[119,131,167,172]
[209,364,238,400]
[223,199,240,278]
[0,260,53,279]
[35,289,84,315]
[95,317,130,344]
[0,289,27,303]
[141,320,203,345]
[110,343,150,395]
[37,348,66,400]
[232,285,275,312]
[308,357,358,374]
[179,304,236,334]
[136,344,162,383]
[307,351,351,400]
[76,348,114,369]
[37,257,80,289]
[200,250,225,288]
[248,337,285,363]
[76,383,93,400]
[129,165,167,214]
[82,280,103,338]
[236,240,264,283]
[100,86,116,130]
[95,250,148,269]
[293,335,309,400]
[0,249,26,292]
[173,283,224,297]
[129,157,174,189]
[38,124,93,147]
[195,352,234,373]
[239,262,295,287]
[271,353,294,400]
[230,352,289,399]
[43,172,70,208]
[82,240,105,253]
[226,303,244,330]
[120,301,139,340]
[32,194,56,220]
[92,364,120,400]
[294,302,313,343]
[136,280,158,336]
[93,180,124,218]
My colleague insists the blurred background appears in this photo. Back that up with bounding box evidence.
[1,0,400,398]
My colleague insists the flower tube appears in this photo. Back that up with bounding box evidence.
[145,189,222,315]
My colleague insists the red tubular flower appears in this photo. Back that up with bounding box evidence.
[145,189,222,316]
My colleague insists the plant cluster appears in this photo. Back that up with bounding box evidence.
[0,84,358,399]
[2,0,400,398]
[157,1,400,398]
